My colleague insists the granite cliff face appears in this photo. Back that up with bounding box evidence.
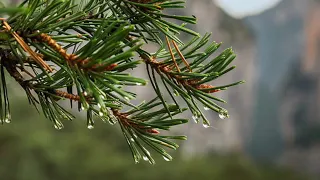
[245,0,307,161]
[277,0,320,175]
[181,0,320,175]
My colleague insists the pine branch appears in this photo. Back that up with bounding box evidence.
[0,0,244,164]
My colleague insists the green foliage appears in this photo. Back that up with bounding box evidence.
[0,0,243,163]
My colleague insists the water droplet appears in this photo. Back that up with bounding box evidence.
[87,124,94,129]
[143,156,148,161]
[130,138,135,142]
[219,114,226,119]
[203,124,210,128]
[135,83,143,86]
[98,103,102,109]
[134,158,139,164]
[218,110,229,120]
[81,102,89,111]
[163,156,172,162]
[5,118,11,124]
[204,107,210,111]
[5,114,11,123]
[192,115,198,123]
[99,111,104,117]
[83,91,88,96]
[54,124,63,130]
[124,96,130,102]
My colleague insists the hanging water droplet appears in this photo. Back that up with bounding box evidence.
[218,110,229,120]
[54,124,63,130]
[99,111,104,117]
[87,124,94,129]
[130,138,135,142]
[5,118,11,124]
[134,158,139,164]
[5,114,11,123]
[203,124,210,128]
[135,83,143,86]
[98,103,102,109]
[143,156,148,161]
[204,107,210,111]
[81,102,89,110]
[83,91,88,96]
[219,114,226,119]
[163,156,172,162]
[192,115,198,123]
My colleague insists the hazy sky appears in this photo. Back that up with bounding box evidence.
[214,0,283,19]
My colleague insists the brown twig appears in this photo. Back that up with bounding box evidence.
[186,80,220,93]
[53,90,83,101]
[130,33,218,93]
[165,36,180,72]
[112,108,160,134]
[38,33,118,72]
[53,90,93,102]
[171,40,192,72]
[141,53,220,93]
[0,19,53,72]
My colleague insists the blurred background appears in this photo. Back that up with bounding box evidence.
[1,0,320,179]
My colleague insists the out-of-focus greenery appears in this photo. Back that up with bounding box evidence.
[0,82,309,180]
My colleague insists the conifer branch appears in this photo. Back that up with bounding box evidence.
[0,0,244,164]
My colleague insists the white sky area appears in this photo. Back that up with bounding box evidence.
[214,0,283,19]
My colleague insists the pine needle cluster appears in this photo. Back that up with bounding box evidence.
[0,0,243,164]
